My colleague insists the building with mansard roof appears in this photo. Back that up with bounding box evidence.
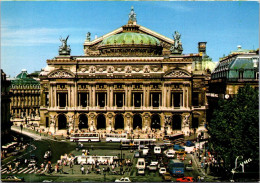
[207,46,259,124]
[9,69,41,125]
[39,7,209,137]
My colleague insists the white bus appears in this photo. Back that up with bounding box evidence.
[70,133,100,142]
[105,133,128,142]
[121,138,156,149]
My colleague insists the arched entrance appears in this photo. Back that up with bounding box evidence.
[133,114,142,130]
[151,114,161,129]
[79,114,88,129]
[58,114,67,129]
[97,114,106,129]
[115,114,124,130]
[172,115,182,130]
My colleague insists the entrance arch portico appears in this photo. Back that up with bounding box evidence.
[115,114,124,130]
[151,113,161,130]
[97,113,106,130]
[58,114,67,130]
[133,114,142,130]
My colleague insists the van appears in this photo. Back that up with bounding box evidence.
[136,158,146,169]
[154,146,161,154]
[142,147,149,156]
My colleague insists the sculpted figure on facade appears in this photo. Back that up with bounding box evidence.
[50,115,56,125]
[170,31,183,55]
[184,114,190,127]
[86,32,91,42]
[128,6,137,23]
[69,115,74,128]
[59,35,71,55]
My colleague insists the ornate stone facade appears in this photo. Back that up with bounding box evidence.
[9,69,41,124]
[39,7,207,136]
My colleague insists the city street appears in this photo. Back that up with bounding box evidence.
[0,126,225,182]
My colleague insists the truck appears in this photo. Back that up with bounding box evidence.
[167,159,184,177]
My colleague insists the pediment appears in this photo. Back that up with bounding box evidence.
[48,69,75,78]
[164,69,191,78]
[84,24,173,48]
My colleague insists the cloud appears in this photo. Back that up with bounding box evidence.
[1,25,100,46]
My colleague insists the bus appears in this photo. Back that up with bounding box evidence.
[121,139,156,149]
[168,159,184,177]
[163,133,184,145]
[70,133,100,142]
[105,133,128,142]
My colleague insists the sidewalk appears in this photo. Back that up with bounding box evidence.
[11,126,62,142]
[191,142,221,182]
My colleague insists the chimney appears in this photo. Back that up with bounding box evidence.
[198,42,207,55]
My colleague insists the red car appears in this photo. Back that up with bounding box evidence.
[176,177,195,182]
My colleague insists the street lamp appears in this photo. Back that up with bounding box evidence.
[198,134,201,161]
[103,171,106,182]
[164,115,172,135]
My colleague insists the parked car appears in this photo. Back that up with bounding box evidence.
[185,164,193,171]
[175,149,186,155]
[142,147,149,156]
[1,176,24,182]
[163,172,172,181]
[134,151,140,158]
[136,158,145,169]
[164,150,175,158]
[159,167,166,175]
[148,164,157,171]
[173,144,185,151]
[137,168,145,175]
[176,177,195,182]
[185,141,195,147]
[150,160,158,166]
[115,177,131,182]
[154,146,161,154]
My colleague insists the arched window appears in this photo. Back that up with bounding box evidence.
[151,114,161,129]
[133,114,142,130]
[172,115,182,130]
[115,114,124,130]
[97,114,106,129]
[79,114,88,129]
[58,114,67,129]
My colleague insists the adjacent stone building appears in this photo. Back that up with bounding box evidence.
[207,46,259,122]
[9,69,41,125]
[39,7,208,136]
[1,69,12,144]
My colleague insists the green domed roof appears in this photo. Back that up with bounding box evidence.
[101,32,160,46]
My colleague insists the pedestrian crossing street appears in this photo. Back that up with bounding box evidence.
[1,167,45,175]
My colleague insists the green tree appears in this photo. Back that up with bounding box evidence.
[209,85,259,175]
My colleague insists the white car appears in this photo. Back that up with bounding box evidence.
[115,177,131,182]
[142,146,149,156]
[150,160,158,166]
[137,168,145,175]
[148,164,157,171]
[164,150,175,158]
[159,167,167,175]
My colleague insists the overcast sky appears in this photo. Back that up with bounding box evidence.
[1,1,259,77]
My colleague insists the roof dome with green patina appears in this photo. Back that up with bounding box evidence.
[99,31,162,56]
[16,69,28,79]
[101,32,160,46]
